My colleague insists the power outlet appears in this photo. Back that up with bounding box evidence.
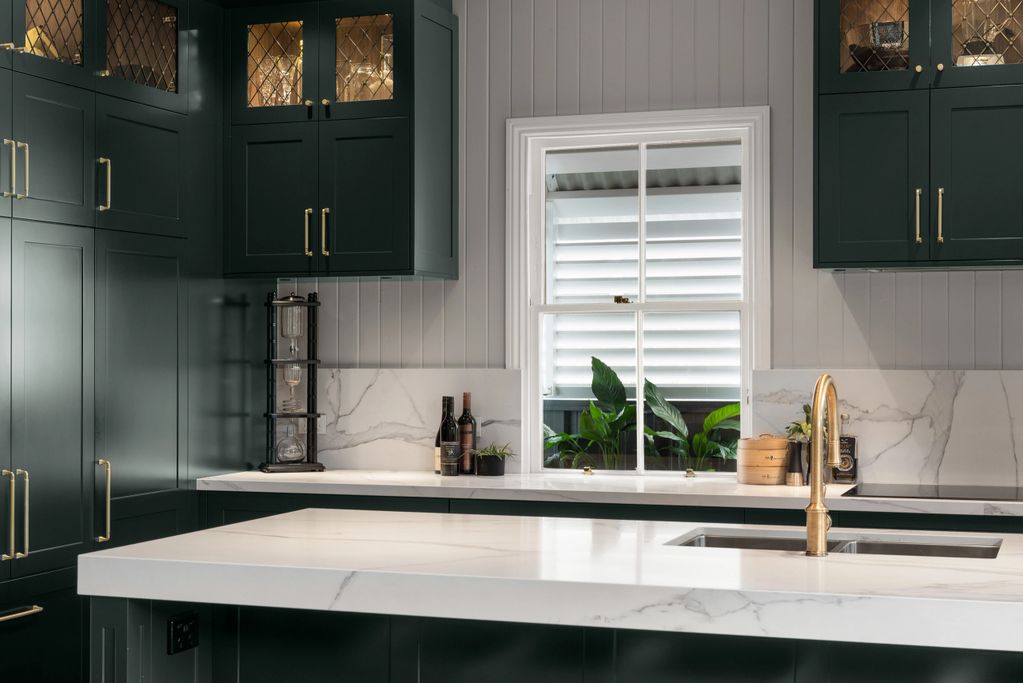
[167,611,199,655]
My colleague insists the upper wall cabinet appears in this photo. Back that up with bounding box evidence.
[820,0,1023,94]
[0,0,13,70]
[6,0,97,88]
[230,0,408,125]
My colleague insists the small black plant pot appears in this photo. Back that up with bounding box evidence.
[475,456,506,476]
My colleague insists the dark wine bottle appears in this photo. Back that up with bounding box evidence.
[439,396,459,476]
[458,392,477,474]
[433,426,441,475]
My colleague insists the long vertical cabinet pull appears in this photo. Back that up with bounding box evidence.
[1,469,13,561]
[321,208,330,256]
[15,142,27,199]
[14,469,28,558]
[2,139,14,198]
[304,208,314,257]
[98,157,112,211]
[937,188,945,244]
[914,188,922,244]
[96,459,111,543]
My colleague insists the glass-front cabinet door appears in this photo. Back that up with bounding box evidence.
[230,2,320,124]
[11,0,96,87]
[1,0,14,69]
[318,0,408,119]
[819,0,932,93]
[95,0,187,113]
[932,0,1023,87]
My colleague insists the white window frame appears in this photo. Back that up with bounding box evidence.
[506,107,771,475]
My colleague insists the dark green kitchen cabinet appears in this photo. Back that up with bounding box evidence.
[0,67,10,218]
[11,220,94,578]
[0,219,9,582]
[95,230,192,549]
[319,116,409,273]
[95,95,186,237]
[227,121,319,275]
[0,0,11,70]
[817,90,931,266]
[11,73,95,227]
[929,85,1023,262]
[10,0,98,90]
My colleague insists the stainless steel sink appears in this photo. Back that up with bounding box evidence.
[668,528,1002,559]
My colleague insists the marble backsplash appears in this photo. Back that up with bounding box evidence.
[752,370,1023,486]
[315,369,521,472]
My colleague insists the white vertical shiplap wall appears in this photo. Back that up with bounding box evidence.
[304,0,1023,371]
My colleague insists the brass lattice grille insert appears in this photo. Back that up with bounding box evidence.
[953,0,1023,66]
[106,0,178,92]
[335,14,394,103]
[247,21,303,108]
[24,0,84,66]
[840,0,910,73]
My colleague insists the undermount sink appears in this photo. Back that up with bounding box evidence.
[668,528,1002,559]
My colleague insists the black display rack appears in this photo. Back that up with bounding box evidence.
[261,292,325,473]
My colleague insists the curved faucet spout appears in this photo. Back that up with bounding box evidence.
[806,373,840,557]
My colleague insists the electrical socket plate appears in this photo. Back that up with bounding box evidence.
[167,611,199,655]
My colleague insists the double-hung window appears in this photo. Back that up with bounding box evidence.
[507,109,770,474]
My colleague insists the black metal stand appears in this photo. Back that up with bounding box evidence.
[261,292,325,473]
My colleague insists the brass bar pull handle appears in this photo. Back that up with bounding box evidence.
[14,469,28,558]
[303,208,314,256]
[914,188,922,244]
[2,139,14,198]
[98,157,112,211]
[0,605,43,623]
[1,469,13,561]
[937,187,945,244]
[321,208,330,256]
[15,142,27,199]
[97,459,111,543]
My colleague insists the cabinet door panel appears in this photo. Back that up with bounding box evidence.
[0,68,10,218]
[11,220,94,577]
[817,91,931,266]
[0,0,11,70]
[229,2,320,125]
[227,122,319,275]
[0,568,84,682]
[0,218,8,583]
[96,231,184,504]
[931,0,1023,89]
[320,117,409,273]
[96,96,186,236]
[931,86,1023,261]
[12,0,96,89]
[12,74,95,227]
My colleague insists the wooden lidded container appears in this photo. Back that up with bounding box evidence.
[737,434,790,485]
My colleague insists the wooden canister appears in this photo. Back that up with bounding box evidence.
[737,434,790,485]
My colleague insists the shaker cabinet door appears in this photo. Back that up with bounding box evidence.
[0,67,11,218]
[0,569,84,682]
[12,0,97,89]
[11,220,94,578]
[930,0,1023,89]
[227,122,319,275]
[0,218,9,583]
[11,73,95,227]
[816,91,931,266]
[0,0,12,70]
[930,85,1023,262]
[95,95,186,237]
[319,116,409,274]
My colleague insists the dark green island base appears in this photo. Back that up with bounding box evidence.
[89,596,1023,683]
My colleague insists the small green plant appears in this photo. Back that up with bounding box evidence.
[786,404,813,441]
[476,443,513,459]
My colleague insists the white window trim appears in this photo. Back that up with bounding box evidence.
[506,107,772,474]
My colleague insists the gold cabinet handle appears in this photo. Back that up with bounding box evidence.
[936,63,945,72]
[914,188,922,244]
[2,139,14,198]
[937,187,945,244]
[0,605,43,623]
[303,208,314,256]
[15,141,27,199]
[96,459,111,543]
[0,43,25,53]
[98,157,112,211]
[321,207,330,256]
[321,98,331,107]
[1,469,13,561]
[914,64,923,73]
[14,469,28,558]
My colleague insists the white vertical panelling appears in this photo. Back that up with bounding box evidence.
[308,0,1020,373]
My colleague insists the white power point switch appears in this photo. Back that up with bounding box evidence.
[318,415,327,434]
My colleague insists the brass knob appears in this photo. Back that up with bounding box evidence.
[321,98,331,107]
[303,99,314,108]
[936,63,945,72]
[914,64,923,73]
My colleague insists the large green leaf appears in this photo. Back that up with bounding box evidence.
[591,357,627,412]
[579,405,610,443]
[644,380,689,438]
[703,403,741,433]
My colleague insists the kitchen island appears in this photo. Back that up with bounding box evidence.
[79,508,1023,682]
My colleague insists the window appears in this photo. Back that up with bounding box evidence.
[507,109,770,474]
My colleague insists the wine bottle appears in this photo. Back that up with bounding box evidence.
[433,426,441,475]
[439,396,459,476]
[458,392,477,474]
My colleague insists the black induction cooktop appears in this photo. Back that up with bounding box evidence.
[843,483,1023,501]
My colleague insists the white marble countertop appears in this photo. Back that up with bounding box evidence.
[197,469,1023,517]
[79,508,1023,651]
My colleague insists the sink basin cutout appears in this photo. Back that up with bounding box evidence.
[667,527,1002,559]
